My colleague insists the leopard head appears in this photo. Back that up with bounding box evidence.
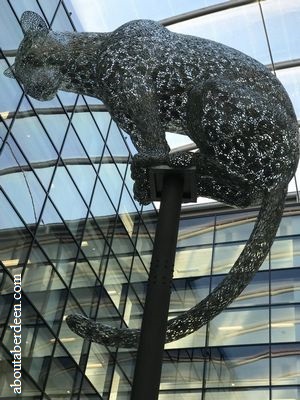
[4,11,63,101]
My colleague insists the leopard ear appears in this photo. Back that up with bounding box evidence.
[4,65,15,79]
[20,11,49,34]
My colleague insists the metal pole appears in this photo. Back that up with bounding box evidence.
[131,172,184,400]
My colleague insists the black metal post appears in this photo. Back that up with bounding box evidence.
[131,172,184,400]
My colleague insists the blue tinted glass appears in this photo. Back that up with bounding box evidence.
[169,3,272,64]
[39,113,69,152]
[99,163,123,208]
[209,307,269,346]
[49,166,88,222]
[276,67,300,119]
[0,190,26,229]
[90,176,115,217]
[106,120,130,157]
[0,1,23,50]
[261,0,300,63]
[178,215,214,246]
[0,134,27,170]
[271,268,300,303]
[272,343,300,386]
[277,213,300,236]
[70,112,105,160]
[9,0,43,19]
[205,345,269,387]
[271,305,300,343]
[61,125,89,160]
[50,3,74,31]
[12,116,58,163]
[66,164,97,204]
[64,0,230,31]
[92,112,111,138]
[0,171,46,226]
[271,237,300,269]
[0,59,23,113]
[38,0,60,21]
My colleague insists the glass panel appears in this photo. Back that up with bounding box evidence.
[38,0,60,20]
[0,1,23,50]
[71,282,101,316]
[174,245,213,278]
[204,388,269,400]
[130,255,148,283]
[261,0,300,62]
[103,253,128,288]
[277,212,300,236]
[90,177,116,217]
[272,343,300,385]
[38,113,69,152]
[51,2,74,31]
[271,305,300,343]
[271,237,300,269]
[109,365,131,400]
[70,112,105,161]
[106,120,130,157]
[209,308,269,346]
[213,242,244,275]
[111,216,135,276]
[169,3,272,64]
[71,248,102,286]
[60,295,85,363]
[9,0,43,18]
[0,133,28,171]
[0,170,46,227]
[61,125,89,160]
[215,212,256,243]
[66,164,97,204]
[205,345,269,388]
[81,215,106,268]
[272,387,300,400]
[119,187,139,228]
[0,270,14,337]
[12,115,58,162]
[92,111,111,137]
[178,215,214,246]
[271,268,300,304]
[276,67,300,120]
[99,164,123,208]
[36,203,79,285]
[23,244,62,290]
[122,285,143,328]
[161,349,204,390]
[22,324,56,387]
[170,276,210,313]
[35,166,55,191]
[44,347,79,396]
[49,166,88,236]
[64,0,231,32]
[0,59,23,113]
[86,343,113,396]
[0,192,32,268]
[0,121,7,142]
[159,393,203,400]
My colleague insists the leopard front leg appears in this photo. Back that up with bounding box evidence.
[119,91,170,204]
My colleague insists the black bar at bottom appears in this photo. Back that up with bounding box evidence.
[131,173,184,400]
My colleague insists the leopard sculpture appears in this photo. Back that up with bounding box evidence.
[5,11,299,347]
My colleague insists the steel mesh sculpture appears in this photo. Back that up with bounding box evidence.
[5,11,299,348]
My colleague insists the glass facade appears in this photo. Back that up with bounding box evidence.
[0,1,299,399]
